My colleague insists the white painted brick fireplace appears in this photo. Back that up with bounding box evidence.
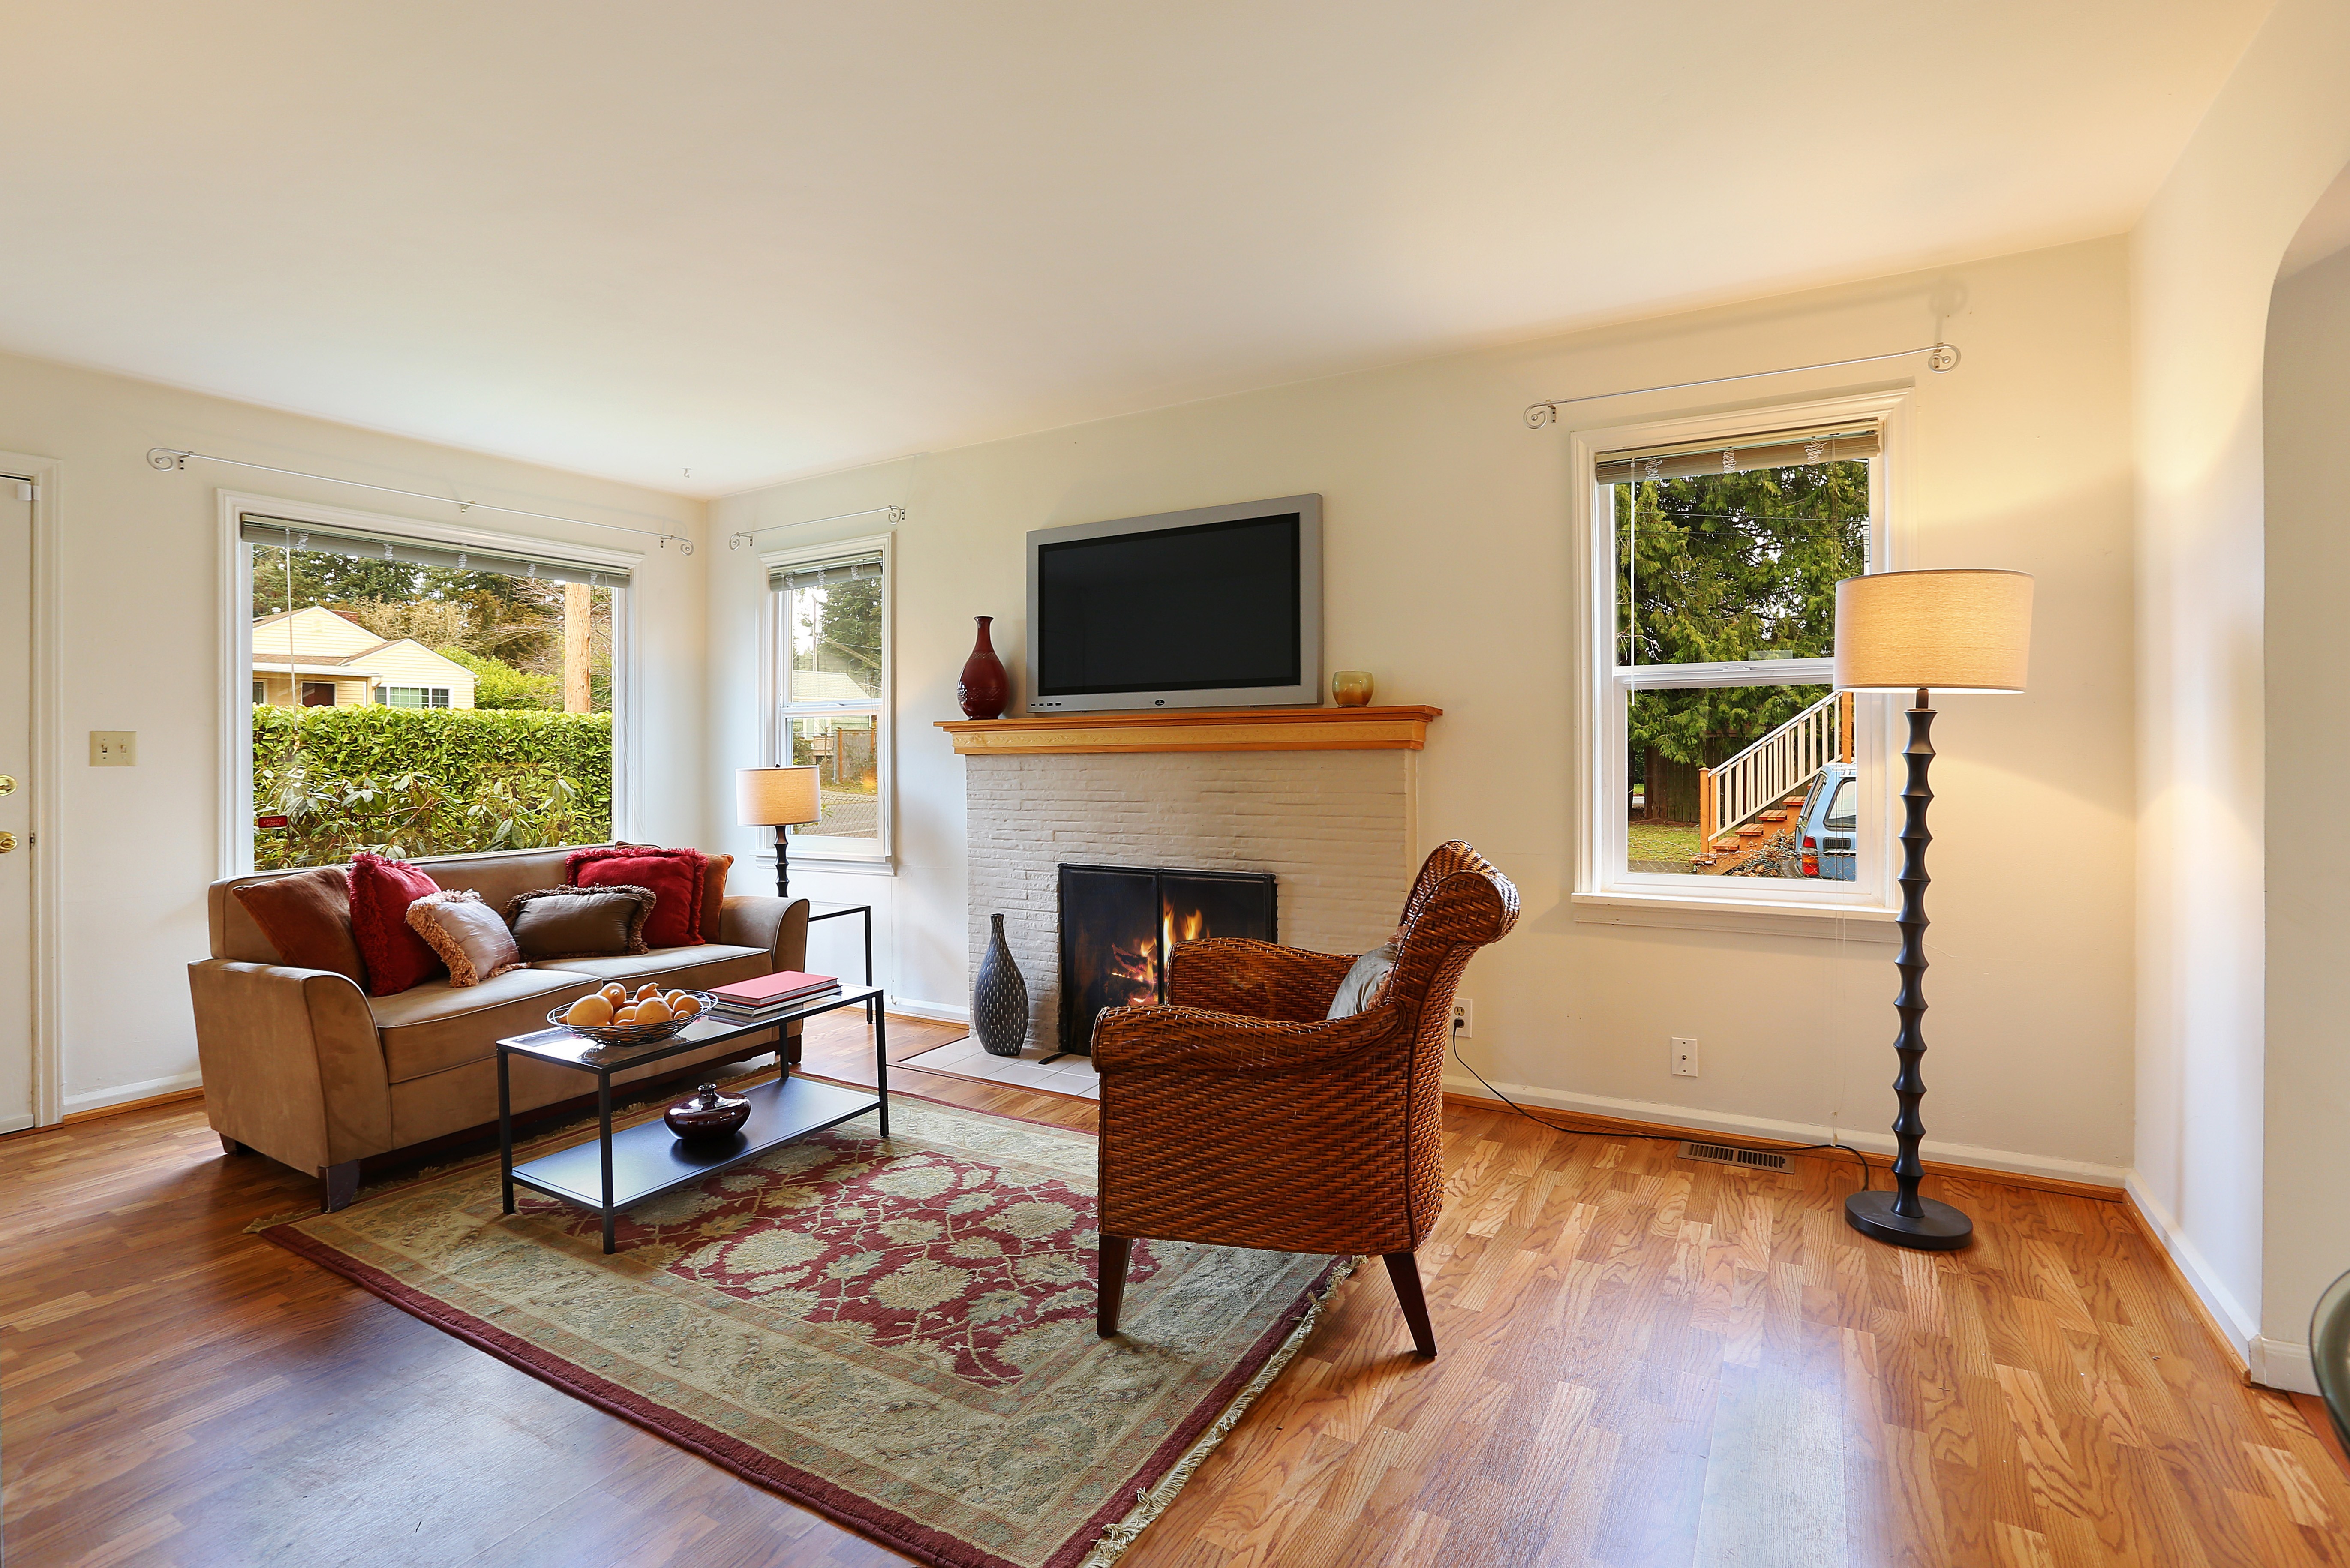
[963,749,1419,1052]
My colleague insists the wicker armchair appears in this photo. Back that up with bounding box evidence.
[1091,840,1519,1357]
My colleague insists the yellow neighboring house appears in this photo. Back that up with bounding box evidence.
[252,606,478,710]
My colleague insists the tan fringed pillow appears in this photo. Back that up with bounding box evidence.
[405,889,524,987]
[504,884,655,961]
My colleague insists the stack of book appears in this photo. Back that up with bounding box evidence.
[707,970,840,1024]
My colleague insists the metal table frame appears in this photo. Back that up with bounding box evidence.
[807,901,874,984]
[497,984,888,1253]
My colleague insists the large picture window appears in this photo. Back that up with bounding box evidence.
[235,508,630,871]
[1581,407,1894,906]
[769,538,890,862]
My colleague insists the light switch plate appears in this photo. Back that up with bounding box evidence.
[90,731,136,766]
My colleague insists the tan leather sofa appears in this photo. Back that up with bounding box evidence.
[189,847,809,1211]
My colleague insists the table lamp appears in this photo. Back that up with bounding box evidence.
[736,766,822,898]
[1833,568,2033,1251]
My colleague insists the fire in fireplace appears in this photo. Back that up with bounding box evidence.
[1057,864,1277,1055]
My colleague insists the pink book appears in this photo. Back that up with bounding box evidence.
[709,970,839,1007]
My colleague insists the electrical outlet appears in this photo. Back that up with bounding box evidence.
[1451,999,1473,1038]
[89,731,136,766]
[1671,1036,1699,1077]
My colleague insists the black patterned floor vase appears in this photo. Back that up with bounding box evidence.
[974,912,1029,1057]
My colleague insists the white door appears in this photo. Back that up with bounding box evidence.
[0,481,28,1133]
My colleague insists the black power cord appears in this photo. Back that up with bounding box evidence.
[1448,1018,1872,1192]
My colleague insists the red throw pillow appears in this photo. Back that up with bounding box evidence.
[566,845,708,949]
[346,853,447,996]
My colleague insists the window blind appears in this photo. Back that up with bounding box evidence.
[1596,423,1880,484]
[240,515,633,589]
[769,551,884,594]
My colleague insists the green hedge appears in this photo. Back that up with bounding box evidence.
[252,705,612,870]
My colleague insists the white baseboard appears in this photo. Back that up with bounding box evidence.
[1440,1072,2131,1190]
[888,996,970,1026]
[2123,1173,2260,1376]
[62,1070,204,1116]
[0,1112,34,1136]
[2250,1335,2320,1397]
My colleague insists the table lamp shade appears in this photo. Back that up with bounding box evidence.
[1833,569,2033,694]
[736,766,822,828]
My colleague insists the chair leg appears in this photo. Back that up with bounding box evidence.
[219,1134,251,1156]
[1098,1234,1132,1338]
[1383,1250,1437,1358]
[320,1160,361,1213]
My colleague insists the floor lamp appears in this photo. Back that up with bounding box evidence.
[1834,568,2033,1251]
[736,766,823,899]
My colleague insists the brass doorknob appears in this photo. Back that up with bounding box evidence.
[0,832,16,854]
[0,775,15,795]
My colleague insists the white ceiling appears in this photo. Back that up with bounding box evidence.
[2,2,2271,496]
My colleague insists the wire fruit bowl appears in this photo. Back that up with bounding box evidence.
[547,990,719,1049]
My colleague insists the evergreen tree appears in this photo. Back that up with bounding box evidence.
[1620,459,1866,820]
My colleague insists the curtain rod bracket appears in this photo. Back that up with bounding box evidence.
[727,504,906,550]
[1522,342,1961,430]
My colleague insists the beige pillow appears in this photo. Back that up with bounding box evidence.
[405,889,524,987]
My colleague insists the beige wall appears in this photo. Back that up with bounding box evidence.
[709,236,2140,1183]
[2265,238,2350,1379]
[0,347,708,1117]
[2128,0,2350,1386]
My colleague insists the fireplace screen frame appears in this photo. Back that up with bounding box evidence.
[1056,864,1278,1055]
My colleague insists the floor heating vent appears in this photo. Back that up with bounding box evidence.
[1677,1140,1791,1172]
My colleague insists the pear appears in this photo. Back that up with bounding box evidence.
[564,994,614,1027]
[670,994,703,1018]
[635,997,674,1025]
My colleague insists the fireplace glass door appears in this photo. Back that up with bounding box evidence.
[1057,865,1277,1054]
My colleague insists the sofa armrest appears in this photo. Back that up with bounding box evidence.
[188,959,391,1175]
[720,895,811,975]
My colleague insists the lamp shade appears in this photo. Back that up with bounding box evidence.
[1833,569,2033,694]
[736,766,823,827]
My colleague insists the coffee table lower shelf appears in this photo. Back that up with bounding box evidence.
[509,1074,881,1241]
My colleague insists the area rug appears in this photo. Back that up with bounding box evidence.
[263,1091,1347,1568]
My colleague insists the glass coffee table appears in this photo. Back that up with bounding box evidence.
[496,984,888,1253]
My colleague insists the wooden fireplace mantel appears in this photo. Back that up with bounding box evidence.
[937,704,1442,757]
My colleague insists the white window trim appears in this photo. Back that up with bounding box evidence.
[1566,389,1914,933]
[760,530,894,867]
[218,489,642,877]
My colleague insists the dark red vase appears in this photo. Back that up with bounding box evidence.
[957,616,1010,719]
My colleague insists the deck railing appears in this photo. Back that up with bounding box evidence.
[1697,691,1852,850]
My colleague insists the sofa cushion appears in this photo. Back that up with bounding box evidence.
[406,889,524,987]
[349,853,447,997]
[701,854,733,945]
[372,967,600,1084]
[506,884,653,960]
[529,943,770,991]
[568,845,708,947]
[231,867,369,985]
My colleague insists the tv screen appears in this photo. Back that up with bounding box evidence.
[1034,511,1305,698]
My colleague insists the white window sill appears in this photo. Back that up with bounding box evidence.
[762,850,895,877]
[1571,891,1898,943]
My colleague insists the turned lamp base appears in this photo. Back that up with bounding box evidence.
[1845,1189,1973,1251]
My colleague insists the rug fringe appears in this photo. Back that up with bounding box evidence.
[1075,1254,1362,1568]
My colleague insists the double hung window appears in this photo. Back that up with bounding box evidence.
[769,538,891,862]
[1582,406,1893,906]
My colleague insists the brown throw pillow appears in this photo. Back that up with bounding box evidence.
[232,868,369,986]
[505,885,654,961]
[406,890,524,987]
[701,853,733,943]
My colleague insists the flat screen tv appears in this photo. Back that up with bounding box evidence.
[1025,495,1323,713]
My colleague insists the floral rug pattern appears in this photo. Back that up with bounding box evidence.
[526,1125,1161,1388]
[265,1093,1341,1568]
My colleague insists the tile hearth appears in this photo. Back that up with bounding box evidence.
[902,1037,1101,1100]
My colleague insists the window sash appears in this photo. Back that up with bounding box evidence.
[765,535,891,862]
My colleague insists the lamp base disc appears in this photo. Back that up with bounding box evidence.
[1845,1190,1973,1251]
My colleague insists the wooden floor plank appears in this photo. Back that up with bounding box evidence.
[7,1021,2350,1565]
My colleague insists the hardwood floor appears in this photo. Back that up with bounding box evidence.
[6,1015,2347,1566]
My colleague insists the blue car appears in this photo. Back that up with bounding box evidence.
[1797,763,1858,880]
